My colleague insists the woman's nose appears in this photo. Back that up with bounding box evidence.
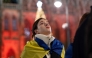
[44,23,49,26]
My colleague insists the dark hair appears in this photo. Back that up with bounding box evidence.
[32,18,45,38]
[78,13,89,27]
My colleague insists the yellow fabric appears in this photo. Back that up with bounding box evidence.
[20,40,49,58]
[61,46,65,58]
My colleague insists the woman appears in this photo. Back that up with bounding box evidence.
[65,13,89,58]
[73,6,92,58]
[21,18,65,58]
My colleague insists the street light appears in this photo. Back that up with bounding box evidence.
[62,23,68,29]
[54,0,70,47]
[37,1,42,8]
[54,1,62,8]
[65,0,70,46]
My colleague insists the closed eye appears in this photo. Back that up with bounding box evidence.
[40,22,44,25]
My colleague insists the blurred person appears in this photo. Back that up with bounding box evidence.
[65,12,89,58]
[73,6,92,58]
[20,18,65,58]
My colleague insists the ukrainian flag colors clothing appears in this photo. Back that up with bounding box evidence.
[21,38,65,58]
[21,39,49,58]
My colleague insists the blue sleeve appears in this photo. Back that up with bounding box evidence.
[65,43,73,58]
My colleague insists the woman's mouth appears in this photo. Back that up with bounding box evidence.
[46,26,50,28]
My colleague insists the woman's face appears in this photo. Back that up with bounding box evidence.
[35,19,51,35]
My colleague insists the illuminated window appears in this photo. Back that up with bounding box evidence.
[24,19,31,37]
[12,16,17,31]
[24,28,30,38]
[4,19,9,30]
